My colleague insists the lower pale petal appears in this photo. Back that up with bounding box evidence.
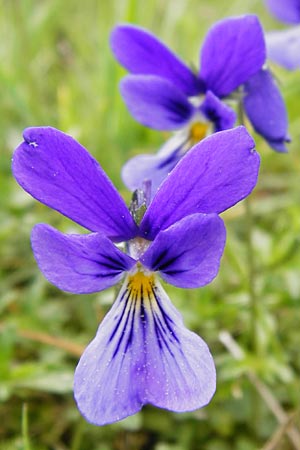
[122,133,187,196]
[31,224,135,294]
[243,68,290,152]
[74,272,216,425]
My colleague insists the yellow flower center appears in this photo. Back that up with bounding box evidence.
[127,269,155,298]
[190,122,209,144]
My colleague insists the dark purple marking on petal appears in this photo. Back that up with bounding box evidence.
[120,75,194,130]
[200,91,236,131]
[12,127,138,241]
[200,15,266,97]
[110,24,203,96]
[74,273,216,425]
[265,0,300,24]
[140,126,260,240]
[243,69,290,152]
[141,213,226,288]
[31,224,136,294]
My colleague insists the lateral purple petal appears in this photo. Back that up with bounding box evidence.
[200,91,236,131]
[243,69,290,152]
[74,275,216,425]
[122,134,185,196]
[110,24,202,96]
[265,0,300,24]
[140,126,260,240]
[31,224,136,294]
[120,75,194,130]
[266,28,300,70]
[12,127,138,242]
[200,15,266,97]
[141,214,226,288]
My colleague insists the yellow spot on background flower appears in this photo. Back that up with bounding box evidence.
[190,122,209,143]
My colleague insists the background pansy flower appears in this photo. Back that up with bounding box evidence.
[12,126,260,425]
[265,0,300,70]
[111,15,289,194]
[122,90,235,195]
[243,68,290,153]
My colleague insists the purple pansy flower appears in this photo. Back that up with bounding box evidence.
[265,0,300,70]
[12,126,260,425]
[110,16,289,194]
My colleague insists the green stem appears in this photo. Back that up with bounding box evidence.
[237,98,260,355]
[244,196,260,354]
[237,95,263,436]
[22,403,31,450]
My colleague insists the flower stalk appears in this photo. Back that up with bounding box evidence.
[237,97,261,355]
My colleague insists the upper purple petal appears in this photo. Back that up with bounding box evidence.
[122,133,186,196]
[74,274,216,425]
[265,0,300,24]
[243,68,290,152]
[200,91,236,131]
[266,28,300,70]
[12,127,138,241]
[31,224,136,294]
[120,75,194,130]
[110,24,203,96]
[141,213,226,288]
[140,126,260,240]
[200,15,266,97]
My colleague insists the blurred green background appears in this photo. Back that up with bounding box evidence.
[1,0,300,449]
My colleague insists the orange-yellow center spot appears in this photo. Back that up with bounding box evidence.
[190,122,209,143]
[128,270,154,295]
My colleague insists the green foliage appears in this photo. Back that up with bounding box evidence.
[1,0,300,448]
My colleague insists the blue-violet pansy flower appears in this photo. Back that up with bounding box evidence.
[12,126,259,425]
[111,16,289,195]
[265,0,300,70]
